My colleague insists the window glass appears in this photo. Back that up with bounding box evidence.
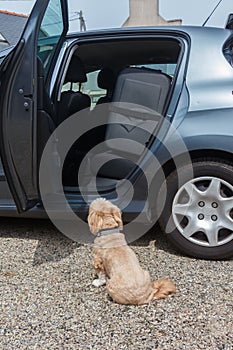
[37,0,64,79]
[83,71,106,108]
[134,63,177,77]
[223,42,233,67]
[62,70,106,109]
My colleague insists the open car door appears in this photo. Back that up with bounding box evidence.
[0,0,68,212]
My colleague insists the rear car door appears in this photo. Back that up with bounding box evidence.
[0,0,68,212]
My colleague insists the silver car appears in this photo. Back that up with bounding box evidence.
[0,0,233,259]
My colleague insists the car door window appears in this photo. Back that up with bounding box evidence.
[83,70,106,108]
[133,63,177,77]
[37,0,65,80]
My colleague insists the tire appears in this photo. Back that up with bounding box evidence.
[158,159,233,260]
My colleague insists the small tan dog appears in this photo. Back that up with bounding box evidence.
[88,198,176,305]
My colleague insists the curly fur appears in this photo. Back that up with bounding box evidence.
[88,198,176,305]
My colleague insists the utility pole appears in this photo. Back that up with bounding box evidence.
[78,10,86,31]
[70,10,87,31]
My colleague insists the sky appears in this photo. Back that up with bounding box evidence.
[0,0,232,30]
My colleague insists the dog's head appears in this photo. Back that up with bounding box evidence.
[88,198,123,235]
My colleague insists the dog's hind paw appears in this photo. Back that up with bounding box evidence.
[92,278,106,287]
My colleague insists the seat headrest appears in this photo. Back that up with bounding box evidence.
[97,68,116,90]
[65,56,87,83]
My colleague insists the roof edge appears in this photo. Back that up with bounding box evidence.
[0,10,28,18]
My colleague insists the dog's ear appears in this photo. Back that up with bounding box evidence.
[88,210,103,234]
[111,207,123,229]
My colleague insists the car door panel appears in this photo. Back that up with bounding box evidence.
[0,0,68,213]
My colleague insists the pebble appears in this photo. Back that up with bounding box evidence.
[0,218,232,349]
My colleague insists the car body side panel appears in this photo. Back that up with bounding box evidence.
[176,108,233,153]
[155,107,233,167]
[186,27,233,111]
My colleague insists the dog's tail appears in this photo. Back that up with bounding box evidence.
[152,278,176,300]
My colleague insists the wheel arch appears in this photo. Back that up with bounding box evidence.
[148,147,233,220]
[161,148,233,179]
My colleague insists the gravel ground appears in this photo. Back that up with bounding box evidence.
[0,218,232,350]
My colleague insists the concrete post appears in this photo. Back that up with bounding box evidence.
[122,0,182,27]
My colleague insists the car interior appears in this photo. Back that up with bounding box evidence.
[37,37,182,193]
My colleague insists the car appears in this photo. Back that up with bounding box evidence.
[0,0,233,260]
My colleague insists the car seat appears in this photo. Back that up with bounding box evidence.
[96,68,117,105]
[90,66,172,180]
[57,56,91,126]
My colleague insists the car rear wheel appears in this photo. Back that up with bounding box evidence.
[159,160,233,259]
